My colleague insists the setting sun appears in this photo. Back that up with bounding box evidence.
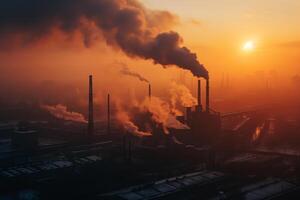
[243,40,255,51]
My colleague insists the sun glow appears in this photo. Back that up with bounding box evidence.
[243,40,255,51]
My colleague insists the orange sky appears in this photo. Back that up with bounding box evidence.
[0,0,299,112]
[143,0,300,75]
[1,0,299,78]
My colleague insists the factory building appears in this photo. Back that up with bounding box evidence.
[1,75,300,199]
[185,79,221,144]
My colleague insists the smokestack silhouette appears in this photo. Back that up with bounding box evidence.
[197,79,202,108]
[149,84,152,101]
[88,75,94,135]
[206,78,210,113]
[107,93,111,134]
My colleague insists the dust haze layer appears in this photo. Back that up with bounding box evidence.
[0,0,208,79]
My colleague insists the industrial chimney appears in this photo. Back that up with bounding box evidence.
[107,93,111,134]
[88,75,94,135]
[196,79,202,112]
[198,79,201,106]
[206,78,210,113]
[148,83,152,101]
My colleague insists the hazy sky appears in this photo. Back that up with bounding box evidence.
[0,0,299,90]
[143,0,300,40]
[142,0,300,76]
[0,0,299,113]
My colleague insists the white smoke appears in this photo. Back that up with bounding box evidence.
[41,104,87,123]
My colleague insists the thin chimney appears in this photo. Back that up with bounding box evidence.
[198,79,202,107]
[107,93,111,134]
[148,83,152,101]
[206,78,210,113]
[88,75,94,135]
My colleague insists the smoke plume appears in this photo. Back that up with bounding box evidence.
[120,66,149,83]
[139,97,190,134]
[116,110,152,137]
[0,0,208,78]
[41,104,87,123]
[115,96,189,136]
[170,82,197,109]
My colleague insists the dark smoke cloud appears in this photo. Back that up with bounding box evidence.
[0,0,208,78]
[120,66,149,83]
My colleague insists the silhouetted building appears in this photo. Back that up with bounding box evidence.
[186,79,221,143]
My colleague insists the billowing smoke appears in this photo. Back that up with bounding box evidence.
[117,96,189,136]
[169,82,197,111]
[116,110,152,137]
[120,66,149,83]
[143,97,190,133]
[41,104,87,123]
[0,0,208,78]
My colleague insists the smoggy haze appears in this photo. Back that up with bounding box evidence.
[0,0,299,113]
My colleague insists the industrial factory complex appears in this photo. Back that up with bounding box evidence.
[1,0,300,199]
[1,74,300,200]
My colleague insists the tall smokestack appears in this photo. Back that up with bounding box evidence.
[88,75,94,135]
[206,78,210,113]
[149,84,152,101]
[107,93,111,134]
[198,79,202,107]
